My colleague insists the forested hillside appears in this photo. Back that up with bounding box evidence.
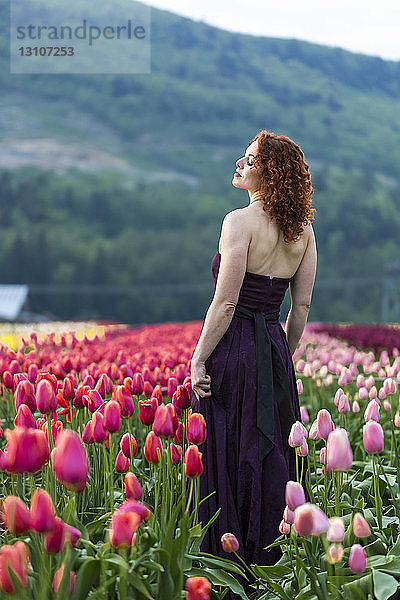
[0,1,399,323]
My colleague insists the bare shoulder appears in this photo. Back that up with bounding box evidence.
[219,209,251,251]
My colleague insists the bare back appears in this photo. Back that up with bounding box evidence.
[219,202,311,279]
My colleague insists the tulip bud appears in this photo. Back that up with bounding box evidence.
[383,400,392,412]
[349,544,367,573]
[115,450,129,473]
[364,399,380,422]
[167,376,178,398]
[14,403,37,429]
[30,488,56,533]
[15,379,37,413]
[326,517,345,542]
[52,564,76,596]
[297,437,309,456]
[326,428,353,472]
[51,430,89,492]
[283,505,295,524]
[91,412,108,443]
[308,419,319,441]
[151,384,163,406]
[175,385,191,410]
[113,385,135,418]
[296,378,303,394]
[279,519,291,534]
[144,431,163,464]
[186,576,211,600]
[327,543,344,564]
[285,481,306,511]
[293,503,329,537]
[1,427,50,474]
[358,386,368,400]
[363,420,384,454]
[288,421,305,447]
[28,363,38,383]
[338,394,350,413]
[170,442,182,465]
[353,512,371,538]
[120,433,138,458]
[3,495,31,534]
[138,400,156,425]
[352,400,360,412]
[0,541,30,594]
[132,372,144,396]
[109,510,140,548]
[221,532,239,552]
[187,412,207,445]
[82,420,94,444]
[104,400,121,433]
[153,403,178,439]
[300,406,309,423]
[44,517,67,553]
[317,409,334,440]
[173,421,184,445]
[124,472,142,500]
[395,411,400,428]
[87,389,103,413]
[184,444,203,478]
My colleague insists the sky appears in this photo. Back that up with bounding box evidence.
[145,0,400,61]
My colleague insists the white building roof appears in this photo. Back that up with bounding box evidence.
[0,285,28,320]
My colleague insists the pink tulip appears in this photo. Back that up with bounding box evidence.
[283,505,295,524]
[109,510,140,548]
[353,513,371,538]
[153,403,178,439]
[297,437,309,456]
[44,517,67,553]
[104,400,121,433]
[3,495,31,534]
[395,412,400,428]
[174,421,184,445]
[187,412,207,445]
[352,400,360,412]
[184,444,203,478]
[36,379,58,414]
[326,517,345,542]
[363,420,384,454]
[383,400,392,412]
[28,363,38,383]
[334,388,344,407]
[14,379,36,413]
[0,541,30,594]
[338,394,350,413]
[52,564,76,595]
[30,488,56,533]
[151,384,163,406]
[186,576,211,600]
[167,376,178,398]
[356,374,366,388]
[364,399,380,422]
[131,372,144,396]
[358,387,368,400]
[317,409,334,440]
[51,430,89,492]
[144,431,163,464]
[125,472,142,500]
[279,519,291,534]
[349,544,367,573]
[120,433,138,458]
[308,419,319,440]
[296,378,303,394]
[369,386,377,400]
[293,503,329,537]
[1,427,50,474]
[221,533,239,552]
[285,481,306,511]
[288,421,306,447]
[91,412,108,443]
[327,544,344,564]
[300,406,309,423]
[115,450,130,473]
[82,420,94,444]
[326,428,353,472]
[87,389,103,413]
[14,404,37,429]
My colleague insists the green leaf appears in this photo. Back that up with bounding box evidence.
[388,535,400,557]
[373,569,399,600]
[187,553,246,577]
[127,570,154,599]
[71,558,101,600]
[251,564,292,579]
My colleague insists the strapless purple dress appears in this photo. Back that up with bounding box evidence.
[191,249,309,576]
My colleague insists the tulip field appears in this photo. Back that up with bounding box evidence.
[0,320,400,599]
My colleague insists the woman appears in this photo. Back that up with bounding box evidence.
[190,130,317,581]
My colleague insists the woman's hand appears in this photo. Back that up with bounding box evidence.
[191,359,211,401]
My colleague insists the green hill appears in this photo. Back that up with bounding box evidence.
[0,1,399,323]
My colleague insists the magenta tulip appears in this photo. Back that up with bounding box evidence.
[104,400,121,433]
[30,488,56,533]
[124,472,142,500]
[120,433,138,458]
[3,495,31,535]
[36,379,57,414]
[221,533,239,552]
[51,430,89,492]
[1,427,50,474]
[349,544,367,573]
[153,403,178,439]
[0,541,30,594]
[184,444,203,478]
[144,431,163,464]
[187,412,207,445]
[14,404,37,429]
[115,450,129,473]
[14,379,36,413]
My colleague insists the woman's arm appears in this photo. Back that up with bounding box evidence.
[285,225,317,356]
[191,210,250,365]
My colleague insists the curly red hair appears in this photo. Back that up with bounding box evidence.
[249,130,315,243]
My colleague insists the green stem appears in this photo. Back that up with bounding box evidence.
[372,454,382,528]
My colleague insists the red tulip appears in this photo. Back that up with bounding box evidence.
[115,450,129,473]
[0,541,30,594]
[144,431,163,464]
[120,433,137,458]
[186,576,211,600]
[124,472,142,500]
[14,404,37,429]
[143,380,153,398]
[174,421,184,445]
[113,385,135,418]
[30,488,56,533]
[153,403,178,439]
[36,372,58,392]
[36,378,58,414]
[363,420,384,454]
[1,427,50,474]
[138,400,156,425]
[175,385,191,409]
[187,413,206,445]
[221,533,239,552]
[184,445,203,478]
[62,377,75,401]
[170,442,182,465]
[14,379,36,413]
[104,400,121,433]
[3,495,31,534]
[51,430,89,492]
[53,564,76,595]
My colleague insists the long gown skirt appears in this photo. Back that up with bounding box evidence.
[190,250,310,597]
